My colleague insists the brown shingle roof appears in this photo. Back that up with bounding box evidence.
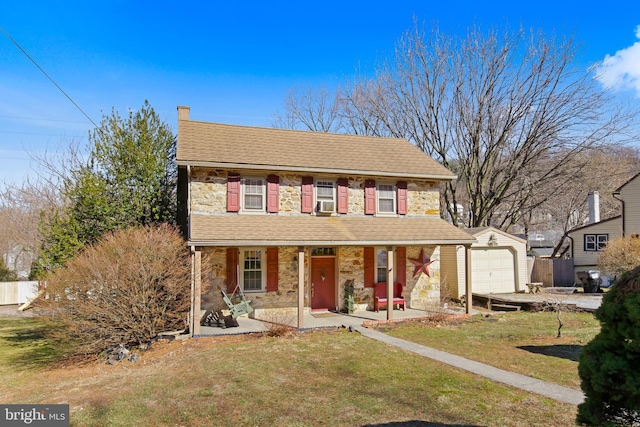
[189,214,475,246]
[177,118,455,180]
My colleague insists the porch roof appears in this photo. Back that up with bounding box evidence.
[188,214,476,247]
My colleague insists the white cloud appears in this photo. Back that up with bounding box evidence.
[595,25,640,96]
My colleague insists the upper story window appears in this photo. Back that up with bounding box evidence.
[377,183,396,214]
[585,234,608,251]
[242,177,266,212]
[228,174,279,214]
[316,180,336,213]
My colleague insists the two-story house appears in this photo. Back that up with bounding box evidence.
[175,106,476,334]
[568,173,640,282]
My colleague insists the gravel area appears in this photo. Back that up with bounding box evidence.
[0,304,37,317]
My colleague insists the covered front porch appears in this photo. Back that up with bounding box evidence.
[188,214,477,336]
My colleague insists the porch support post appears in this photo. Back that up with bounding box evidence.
[465,244,472,315]
[387,245,394,321]
[191,247,202,336]
[297,246,305,328]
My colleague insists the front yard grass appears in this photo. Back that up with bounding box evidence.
[0,314,583,426]
[378,310,600,390]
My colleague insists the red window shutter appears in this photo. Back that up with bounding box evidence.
[266,247,279,292]
[227,173,240,212]
[267,175,280,213]
[301,176,314,213]
[226,247,239,293]
[337,178,349,214]
[364,247,375,287]
[397,181,408,215]
[396,247,406,286]
[365,179,376,215]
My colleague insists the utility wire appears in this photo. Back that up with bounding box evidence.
[1,27,100,130]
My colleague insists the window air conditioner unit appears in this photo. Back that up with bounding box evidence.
[318,200,335,213]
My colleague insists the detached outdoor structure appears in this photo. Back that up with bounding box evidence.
[175,106,476,335]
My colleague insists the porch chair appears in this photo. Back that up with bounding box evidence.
[374,282,405,312]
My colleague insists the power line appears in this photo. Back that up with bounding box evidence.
[1,27,100,130]
[0,115,90,125]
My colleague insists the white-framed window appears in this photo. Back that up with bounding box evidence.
[377,183,396,214]
[240,248,266,291]
[242,177,265,212]
[315,179,336,213]
[375,248,397,283]
[585,234,608,251]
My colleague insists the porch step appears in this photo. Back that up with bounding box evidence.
[490,303,521,312]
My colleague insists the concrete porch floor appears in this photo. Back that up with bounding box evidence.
[196,307,441,336]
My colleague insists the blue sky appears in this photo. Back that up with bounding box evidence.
[1,1,640,186]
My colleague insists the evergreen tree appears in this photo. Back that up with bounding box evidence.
[578,266,640,425]
[32,101,176,277]
[0,257,17,282]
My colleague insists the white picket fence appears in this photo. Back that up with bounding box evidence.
[0,281,39,305]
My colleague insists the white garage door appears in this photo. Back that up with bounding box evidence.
[471,248,516,294]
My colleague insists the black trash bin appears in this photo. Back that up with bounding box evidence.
[576,270,602,293]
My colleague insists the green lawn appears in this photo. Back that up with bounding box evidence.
[0,314,586,426]
[378,310,600,390]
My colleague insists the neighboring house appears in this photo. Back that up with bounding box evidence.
[527,237,558,258]
[568,173,640,280]
[2,245,35,280]
[175,106,476,334]
[440,227,528,298]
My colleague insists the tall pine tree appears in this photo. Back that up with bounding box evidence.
[33,101,176,278]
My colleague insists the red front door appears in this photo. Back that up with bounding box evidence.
[311,257,336,311]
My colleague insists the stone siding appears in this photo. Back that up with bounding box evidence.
[346,177,365,215]
[190,168,227,214]
[406,246,441,310]
[199,245,442,315]
[189,169,440,217]
[279,174,302,214]
[407,181,440,217]
[200,246,309,313]
[337,247,370,310]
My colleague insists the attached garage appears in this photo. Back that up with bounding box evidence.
[440,227,528,300]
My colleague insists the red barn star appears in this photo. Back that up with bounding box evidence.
[410,248,436,277]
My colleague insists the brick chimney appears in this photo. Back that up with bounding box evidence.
[588,191,600,224]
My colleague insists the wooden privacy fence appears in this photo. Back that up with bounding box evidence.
[531,258,575,287]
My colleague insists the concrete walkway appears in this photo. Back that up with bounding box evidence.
[352,325,585,406]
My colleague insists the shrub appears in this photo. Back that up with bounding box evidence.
[577,265,640,425]
[0,257,17,281]
[38,224,191,355]
[598,235,640,277]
